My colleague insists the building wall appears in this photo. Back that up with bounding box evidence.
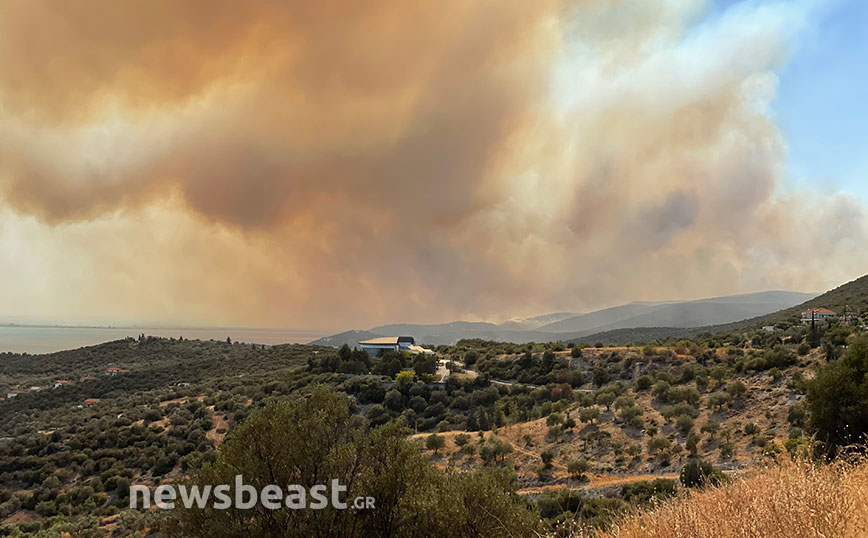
[360,344,398,356]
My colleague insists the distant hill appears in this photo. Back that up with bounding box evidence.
[535,302,673,333]
[497,312,578,331]
[568,274,868,345]
[308,330,384,348]
[362,321,554,346]
[311,290,818,347]
[537,291,815,334]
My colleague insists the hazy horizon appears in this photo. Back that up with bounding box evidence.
[0,287,820,334]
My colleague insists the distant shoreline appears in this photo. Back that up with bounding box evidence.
[0,325,331,355]
[0,323,330,332]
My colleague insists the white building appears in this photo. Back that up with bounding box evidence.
[358,336,433,356]
[801,308,837,323]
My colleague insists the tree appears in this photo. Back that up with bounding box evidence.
[547,425,563,441]
[595,391,615,410]
[706,392,731,411]
[166,388,540,538]
[567,459,590,480]
[593,367,612,387]
[571,346,583,358]
[726,381,746,399]
[647,436,671,455]
[613,395,634,410]
[579,406,599,424]
[675,414,694,433]
[413,355,439,378]
[807,336,868,454]
[540,450,555,469]
[686,432,701,454]
[383,389,405,412]
[700,420,720,439]
[426,434,446,455]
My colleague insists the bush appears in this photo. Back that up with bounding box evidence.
[700,420,720,438]
[426,434,446,455]
[787,404,806,427]
[675,414,695,433]
[547,425,563,441]
[707,392,731,410]
[546,412,564,426]
[647,436,671,454]
[679,458,723,488]
[621,479,677,505]
[686,432,700,453]
[743,423,760,436]
[726,381,746,399]
[620,406,643,423]
[635,375,654,391]
[568,459,590,480]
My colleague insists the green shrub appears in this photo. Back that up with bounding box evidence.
[679,458,723,488]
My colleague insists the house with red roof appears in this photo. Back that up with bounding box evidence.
[801,308,837,323]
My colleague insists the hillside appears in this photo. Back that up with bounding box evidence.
[536,303,671,334]
[498,312,579,331]
[571,274,868,345]
[538,292,814,334]
[308,329,384,348]
[577,458,868,538]
[312,291,816,347]
[2,318,867,536]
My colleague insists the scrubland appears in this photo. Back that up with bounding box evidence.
[577,457,868,538]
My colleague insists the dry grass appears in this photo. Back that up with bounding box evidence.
[577,457,868,538]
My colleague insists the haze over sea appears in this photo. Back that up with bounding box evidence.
[0,326,330,354]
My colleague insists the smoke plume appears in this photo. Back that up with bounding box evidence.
[0,0,865,328]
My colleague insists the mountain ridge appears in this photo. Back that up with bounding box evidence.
[566,274,868,345]
[309,290,817,347]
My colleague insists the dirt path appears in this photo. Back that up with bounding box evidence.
[206,408,229,446]
[517,469,746,496]
[517,472,680,495]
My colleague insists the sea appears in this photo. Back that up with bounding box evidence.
[0,325,331,355]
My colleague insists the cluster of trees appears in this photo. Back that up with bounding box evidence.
[807,335,868,455]
[309,345,440,380]
[476,350,584,386]
[166,389,540,538]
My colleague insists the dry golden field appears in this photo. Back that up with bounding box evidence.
[575,457,868,538]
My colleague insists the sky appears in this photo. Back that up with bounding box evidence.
[0,0,866,330]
